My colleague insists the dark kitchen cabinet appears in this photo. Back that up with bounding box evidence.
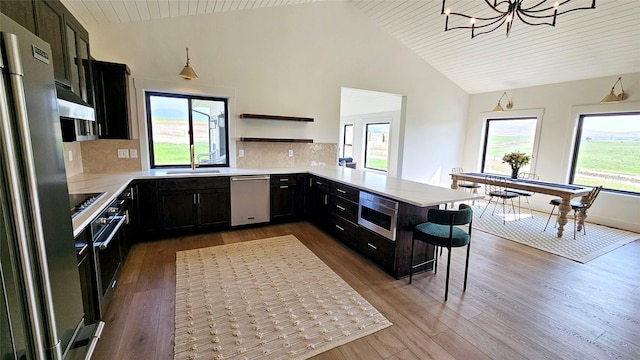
[0,0,37,34]
[327,181,360,248]
[270,174,306,222]
[161,192,196,230]
[159,177,230,231]
[307,176,330,228]
[132,180,160,237]
[198,190,230,227]
[92,60,131,139]
[34,0,67,82]
[1,0,93,100]
[75,227,98,325]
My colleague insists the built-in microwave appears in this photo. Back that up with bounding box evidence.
[358,192,399,241]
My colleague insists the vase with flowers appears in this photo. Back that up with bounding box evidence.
[502,151,531,179]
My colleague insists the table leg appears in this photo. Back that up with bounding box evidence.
[576,193,589,232]
[556,196,571,238]
[451,177,459,190]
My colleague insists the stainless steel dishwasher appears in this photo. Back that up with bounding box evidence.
[230,175,271,226]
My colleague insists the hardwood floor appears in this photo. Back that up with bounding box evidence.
[92,222,640,359]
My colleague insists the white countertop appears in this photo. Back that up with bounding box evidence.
[67,166,481,237]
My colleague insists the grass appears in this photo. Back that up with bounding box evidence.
[366,158,388,171]
[153,141,209,166]
[576,140,640,175]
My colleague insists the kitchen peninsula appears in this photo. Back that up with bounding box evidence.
[67,166,482,279]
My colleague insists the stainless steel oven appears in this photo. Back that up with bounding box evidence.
[358,192,399,241]
[91,197,127,318]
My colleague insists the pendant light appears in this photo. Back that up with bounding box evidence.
[600,77,629,103]
[493,92,513,112]
[179,48,198,80]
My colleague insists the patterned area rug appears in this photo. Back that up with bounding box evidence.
[174,235,392,360]
[471,204,639,263]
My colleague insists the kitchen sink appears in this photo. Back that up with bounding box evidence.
[165,168,221,175]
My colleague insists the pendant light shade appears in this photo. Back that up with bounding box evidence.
[600,77,628,103]
[179,48,198,80]
[493,92,513,112]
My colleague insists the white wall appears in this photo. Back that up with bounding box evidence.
[464,72,640,232]
[85,2,469,180]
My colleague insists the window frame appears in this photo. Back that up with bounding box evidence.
[342,124,353,158]
[364,122,390,172]
[480,115,542,175]
[145,91,230,168]
[569,111,640,195]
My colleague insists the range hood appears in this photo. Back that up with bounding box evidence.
[56,83,98,141]
[56,83,95,121]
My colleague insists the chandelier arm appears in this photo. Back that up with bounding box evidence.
[523,0,596,14]
[446,15,507,31]
[516,12,555,26]
[471,19,511,37]
[446,11,506,22]
[519,0,561,12]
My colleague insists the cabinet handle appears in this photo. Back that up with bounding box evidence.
[335,225,345,231]
[336,205,346,211]
[337,189,346,194]
[367,243,377,250]
[197,194,201,204]
[316,181,323,185]
[280,178,289,182]
[280,185,289,189]
[193,194,197,204]
[324,194,328,205]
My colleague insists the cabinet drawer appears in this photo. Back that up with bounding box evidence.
[159,177,229,192]
[331,182,359,202]
[271,174,298,186]
[358,227,395,270]
[310,176,330,193]
[330,196,358,223]
[328,215,359,247]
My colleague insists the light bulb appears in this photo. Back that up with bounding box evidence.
[470,17,476,25]
[445,8,451,15]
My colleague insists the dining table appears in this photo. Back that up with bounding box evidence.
[450,172,593,238]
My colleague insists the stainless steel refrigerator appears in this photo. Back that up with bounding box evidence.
[1,14,96,359]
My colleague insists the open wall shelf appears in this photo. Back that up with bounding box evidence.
[239,113,314,122]
[239,137,313,143]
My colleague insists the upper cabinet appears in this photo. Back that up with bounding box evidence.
[1,0,93,103]
[92,60,131,139]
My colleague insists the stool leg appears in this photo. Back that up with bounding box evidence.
[409,238,416,284]
[434,246,438,275]
[464,242,471,291]
[445,247,451,301]
[544,205,556,231]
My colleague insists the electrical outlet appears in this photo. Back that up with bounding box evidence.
[239,149,244,157]
[117,149,129,158]
[288,149,293,157]
[68,151,73,161]
[130,149,138,158]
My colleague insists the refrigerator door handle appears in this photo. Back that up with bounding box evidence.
[2,32,62,360]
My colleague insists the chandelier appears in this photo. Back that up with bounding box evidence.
[441,0,596,38]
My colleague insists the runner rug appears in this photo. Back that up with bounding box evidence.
[174,235,392,360]
[470,204,639,263]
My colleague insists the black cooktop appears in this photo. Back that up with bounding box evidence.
[69,192,106,218]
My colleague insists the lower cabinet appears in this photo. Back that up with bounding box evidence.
[358,227,396,273]
[132,180,160,237]
[308,176,330,228]
[159,177,230,231]
[270,174,306,222]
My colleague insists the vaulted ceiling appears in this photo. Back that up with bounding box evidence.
[61,0,640,94]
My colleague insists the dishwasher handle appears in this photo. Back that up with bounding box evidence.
[230,175,270,181]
